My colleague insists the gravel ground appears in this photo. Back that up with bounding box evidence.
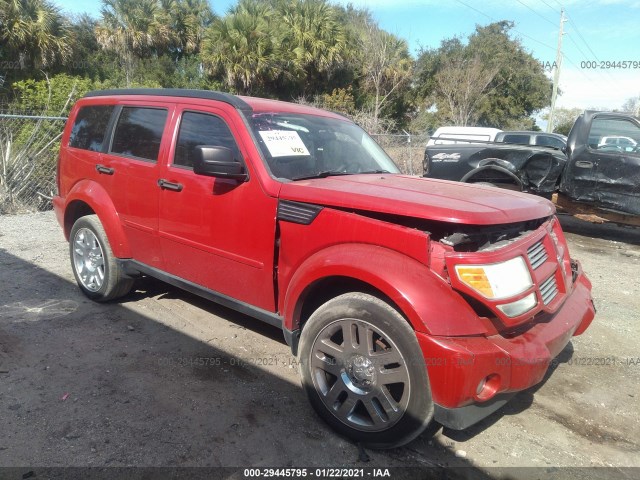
[0,212,639,478]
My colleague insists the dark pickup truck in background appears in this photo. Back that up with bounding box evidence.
[424,111,640,223]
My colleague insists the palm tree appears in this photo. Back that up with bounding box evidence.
[95,0,171,86]
[0,0,71,73]
[162,0,214,58]
[202,0,280,94]
[273,0,346,95]
[357,22,413,125]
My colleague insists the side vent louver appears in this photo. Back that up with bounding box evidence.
[277,200,323,225]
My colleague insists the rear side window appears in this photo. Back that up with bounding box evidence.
[174,111,241,168]
[501,134,531,145]
[110,107,168,161]
[68,105,114,152]
[535,135,565,149]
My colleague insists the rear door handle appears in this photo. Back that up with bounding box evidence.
[157,179,183,192]
[96,164,114,175]
[575,160,594,169]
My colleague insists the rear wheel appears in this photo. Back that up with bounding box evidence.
[298,292,433,448]
[69,215,133,302]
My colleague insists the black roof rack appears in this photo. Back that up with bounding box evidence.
[83,88,252,111]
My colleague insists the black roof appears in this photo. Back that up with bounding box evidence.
[83,88,252,111]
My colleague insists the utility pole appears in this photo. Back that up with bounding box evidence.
[547,8,566,133]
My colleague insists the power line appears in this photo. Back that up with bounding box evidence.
[451,0,601,87]
[565,13,599,60]
[539,0,561,14]
[564,12,620,87]
[453,0,557,52]
[453,0,492,21]
[564,30,591,61]
[514,0,557,28]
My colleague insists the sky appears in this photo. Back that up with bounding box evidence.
[58,0,640,112]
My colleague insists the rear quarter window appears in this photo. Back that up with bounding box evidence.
[110,107,168,161]
[68,105,115,152]
[501,134,531,145]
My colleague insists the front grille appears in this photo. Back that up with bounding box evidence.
[527,240,548,269]
[540,275,559,305]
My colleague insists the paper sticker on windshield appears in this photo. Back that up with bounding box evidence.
[258,130,310,157]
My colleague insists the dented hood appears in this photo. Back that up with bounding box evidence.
[279,174,555,225]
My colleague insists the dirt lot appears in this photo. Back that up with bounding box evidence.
[0,212,639,477]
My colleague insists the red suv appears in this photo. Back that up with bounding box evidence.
[54,89,595,448]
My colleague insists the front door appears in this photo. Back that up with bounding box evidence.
[157,106,278,312]
[582,115,640,214]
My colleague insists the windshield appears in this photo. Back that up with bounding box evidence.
[248,112,400,180]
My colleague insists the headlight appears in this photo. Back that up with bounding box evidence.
[455,256,533,300]
[497,292,537,317]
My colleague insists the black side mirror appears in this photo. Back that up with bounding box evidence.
[193,146,248,181]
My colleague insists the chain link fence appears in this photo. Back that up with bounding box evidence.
[370,133,429,176]
[0,112,67,214]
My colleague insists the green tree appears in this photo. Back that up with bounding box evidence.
[95,0,171,86]
[201,0,279,94]
[274,0,346,96]
[162,0,213,59]
[543,106,582,135]
[0,0,71,78]
[415,21,552,129]
[357,22,412,126]
[621,95,639,117]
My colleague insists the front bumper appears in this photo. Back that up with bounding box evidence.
[417,263,595,430]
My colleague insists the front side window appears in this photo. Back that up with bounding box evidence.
[68,105,114,152]
[110,107,168,161]
[174,112,241,168]
[588,117,640,153]
[249,113,399,180]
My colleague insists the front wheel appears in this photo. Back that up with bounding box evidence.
[69,215,134,302]
[298,292,434,448]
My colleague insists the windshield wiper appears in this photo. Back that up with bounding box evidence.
[291,170,352,181]
[291,169,393,181]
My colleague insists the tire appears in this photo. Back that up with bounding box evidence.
[298,292,434,449]
[69,215,134,302]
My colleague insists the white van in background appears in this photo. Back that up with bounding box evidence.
[427,126,503,145]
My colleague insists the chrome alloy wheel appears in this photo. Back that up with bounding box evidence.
[309,318,411,432]
[72,228,105,292]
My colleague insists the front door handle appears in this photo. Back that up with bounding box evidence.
[575,160,594,169]
[157,179,183,192]
[96,164,115,175]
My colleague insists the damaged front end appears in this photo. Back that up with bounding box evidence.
[424,144,567,197]
[461,148,566,197]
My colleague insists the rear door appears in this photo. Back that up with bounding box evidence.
[102,102,174,268]
[157,104,278,312]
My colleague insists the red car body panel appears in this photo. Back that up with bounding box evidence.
[278,207,489,337]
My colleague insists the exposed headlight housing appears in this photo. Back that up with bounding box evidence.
[455,256,533,300]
